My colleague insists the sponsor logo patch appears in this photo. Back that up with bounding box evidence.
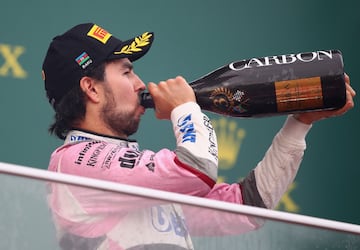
[87,24,112,44]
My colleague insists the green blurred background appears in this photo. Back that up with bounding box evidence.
[1,0,359,225]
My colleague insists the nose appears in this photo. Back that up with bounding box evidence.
[134,73,146,92]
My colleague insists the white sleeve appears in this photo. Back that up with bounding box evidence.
[171,102,218,183]
[253,115,312,209]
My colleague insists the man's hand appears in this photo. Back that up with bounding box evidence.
[147,76,196,120]
[294,74,356,124]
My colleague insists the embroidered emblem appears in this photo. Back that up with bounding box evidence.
[114,32,152,55]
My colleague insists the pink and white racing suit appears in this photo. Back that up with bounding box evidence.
[47,102,311,249]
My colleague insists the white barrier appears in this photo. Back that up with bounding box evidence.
[0,162,360,249]
[1,161,359,235]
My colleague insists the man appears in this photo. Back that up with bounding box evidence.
[42,23,355,249]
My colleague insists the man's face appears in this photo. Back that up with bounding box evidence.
[100,58,146,137]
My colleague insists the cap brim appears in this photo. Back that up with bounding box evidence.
[110,32,154,62]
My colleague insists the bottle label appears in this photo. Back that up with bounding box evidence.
[275,77,324,112]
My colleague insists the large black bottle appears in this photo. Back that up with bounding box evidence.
[141,50,346,117]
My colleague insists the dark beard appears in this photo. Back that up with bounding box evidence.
[101,91,140,137]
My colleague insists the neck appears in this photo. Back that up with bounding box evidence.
[76,116,128,139]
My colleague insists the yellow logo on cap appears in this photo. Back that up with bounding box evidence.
[114,32,152,55]
[87,24,112,44]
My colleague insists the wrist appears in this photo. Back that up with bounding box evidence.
[293,113,314,125]
[170,102,201,122]
[281,115,312,141]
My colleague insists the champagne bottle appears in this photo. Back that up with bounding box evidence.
[141,50,346,117]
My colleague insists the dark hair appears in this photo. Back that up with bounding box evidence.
[49,62,106,140]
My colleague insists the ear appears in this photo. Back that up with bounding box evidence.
[79,76,101,103]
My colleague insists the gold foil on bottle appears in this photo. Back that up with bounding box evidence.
[275,77,324,112]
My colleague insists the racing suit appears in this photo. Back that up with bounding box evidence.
[47,102,311,249]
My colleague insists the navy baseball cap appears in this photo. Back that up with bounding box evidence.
[42,23,154,108]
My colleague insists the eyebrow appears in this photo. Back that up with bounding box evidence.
[122,61,133,71]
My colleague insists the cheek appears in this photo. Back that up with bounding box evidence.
[105,74,138,107]
[114,86,138,106]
